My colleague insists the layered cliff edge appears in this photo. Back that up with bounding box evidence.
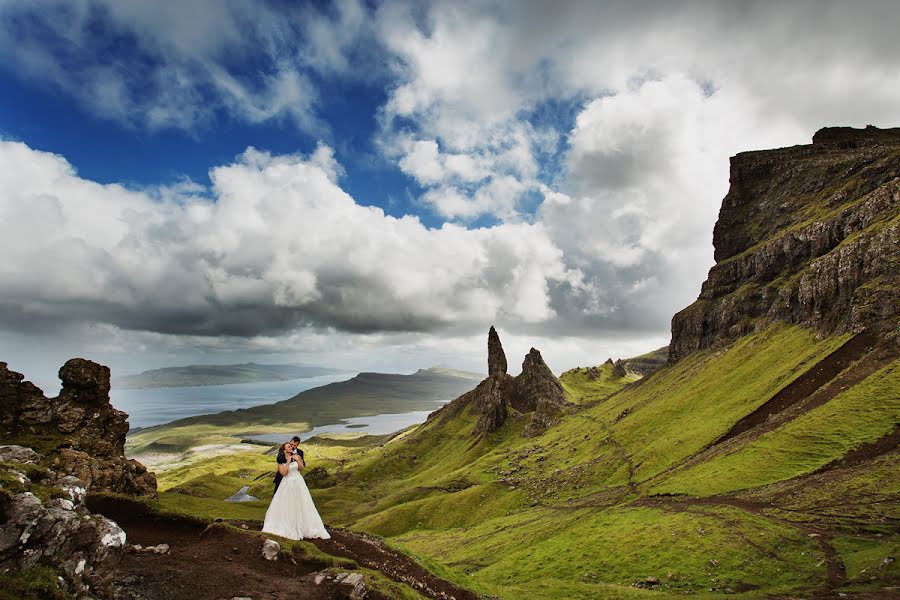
[670,125,899,362]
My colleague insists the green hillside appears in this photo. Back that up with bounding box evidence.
[306,325,898,599]
[139,324,898,599]
[138,324,898,598]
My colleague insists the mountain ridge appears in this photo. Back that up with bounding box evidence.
[112,362,343,389]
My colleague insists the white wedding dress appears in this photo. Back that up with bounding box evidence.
[262,461,330,539]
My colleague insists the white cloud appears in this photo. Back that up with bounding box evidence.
[0,140,579,339]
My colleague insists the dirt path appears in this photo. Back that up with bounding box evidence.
[311,528,480,600]
[87,495,480,600]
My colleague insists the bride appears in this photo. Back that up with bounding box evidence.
[262,440,330,539]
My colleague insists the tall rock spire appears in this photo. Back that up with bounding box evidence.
[488,326,507,376]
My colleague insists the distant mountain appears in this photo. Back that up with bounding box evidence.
[126,367,481,452]
[113,362,342,389]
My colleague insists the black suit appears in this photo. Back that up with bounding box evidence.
[273,448,304,492]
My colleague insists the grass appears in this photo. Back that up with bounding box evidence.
[831,535,899,586]
[150,437,365,521]
[594,325,851,483]
[0,564,70,600]
[105,323,898,599]
[652,361,899,496]
[559,362,640,404]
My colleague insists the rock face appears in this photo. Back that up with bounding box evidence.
[611,359,627,378]
[514,349,565,414]
[488,326,508,376]
[670,126,900,362]
[0,360,160,596]
[0,359,157,498]
[0,467,127,598]
[432,328,570,437]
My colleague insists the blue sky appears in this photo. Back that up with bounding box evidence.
[1,0,899,389]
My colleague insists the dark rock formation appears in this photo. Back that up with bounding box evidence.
[670,126,900,362]
[487,325,508,376]
[0,359,157,498]
[514,348,565,414]
[474,375,514,433]
[522,398,566,438]
[431,329,570,437]
[612,359,627,378]
[0,360,160,597]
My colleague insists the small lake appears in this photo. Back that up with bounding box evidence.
[113,373,356,429]
[240,408,440,444]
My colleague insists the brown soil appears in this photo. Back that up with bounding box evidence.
[311,528,480,600]
[87,495,479,600]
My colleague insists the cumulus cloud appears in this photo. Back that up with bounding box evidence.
[0,140,581,339]
[3,0,900,384]
[370,0,900,334]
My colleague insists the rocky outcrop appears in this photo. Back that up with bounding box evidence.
[1,458,127,599]
[0,359,158,598]
[0,359,157,498]
[612,359,627,378]
[488,325,508,376]
[431,328,570,437]
[473,375,515,433]
[670,126,900,362]
[514,349,565,414]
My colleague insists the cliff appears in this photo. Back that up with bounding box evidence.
[670,126,900,362]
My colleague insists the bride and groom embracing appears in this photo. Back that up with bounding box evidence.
[261,435,331,540]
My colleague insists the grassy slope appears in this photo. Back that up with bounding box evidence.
[309,325,897,598]
[559,362,641,404]
[130,324,898,599]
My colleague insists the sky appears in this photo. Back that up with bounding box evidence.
[1,0,899,390]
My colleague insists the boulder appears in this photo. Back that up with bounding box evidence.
[0,444,41,464]
[0,490,125,597]
[262,539,281,561]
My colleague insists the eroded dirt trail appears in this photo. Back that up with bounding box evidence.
[87,495,479,600]
[311,528,479,600]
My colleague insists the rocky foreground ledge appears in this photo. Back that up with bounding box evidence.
[1,358,157,598]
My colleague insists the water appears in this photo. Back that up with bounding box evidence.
[111,373,356,429]
[240,408,440,444]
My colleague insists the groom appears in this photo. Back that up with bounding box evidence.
[273,435,304,493]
